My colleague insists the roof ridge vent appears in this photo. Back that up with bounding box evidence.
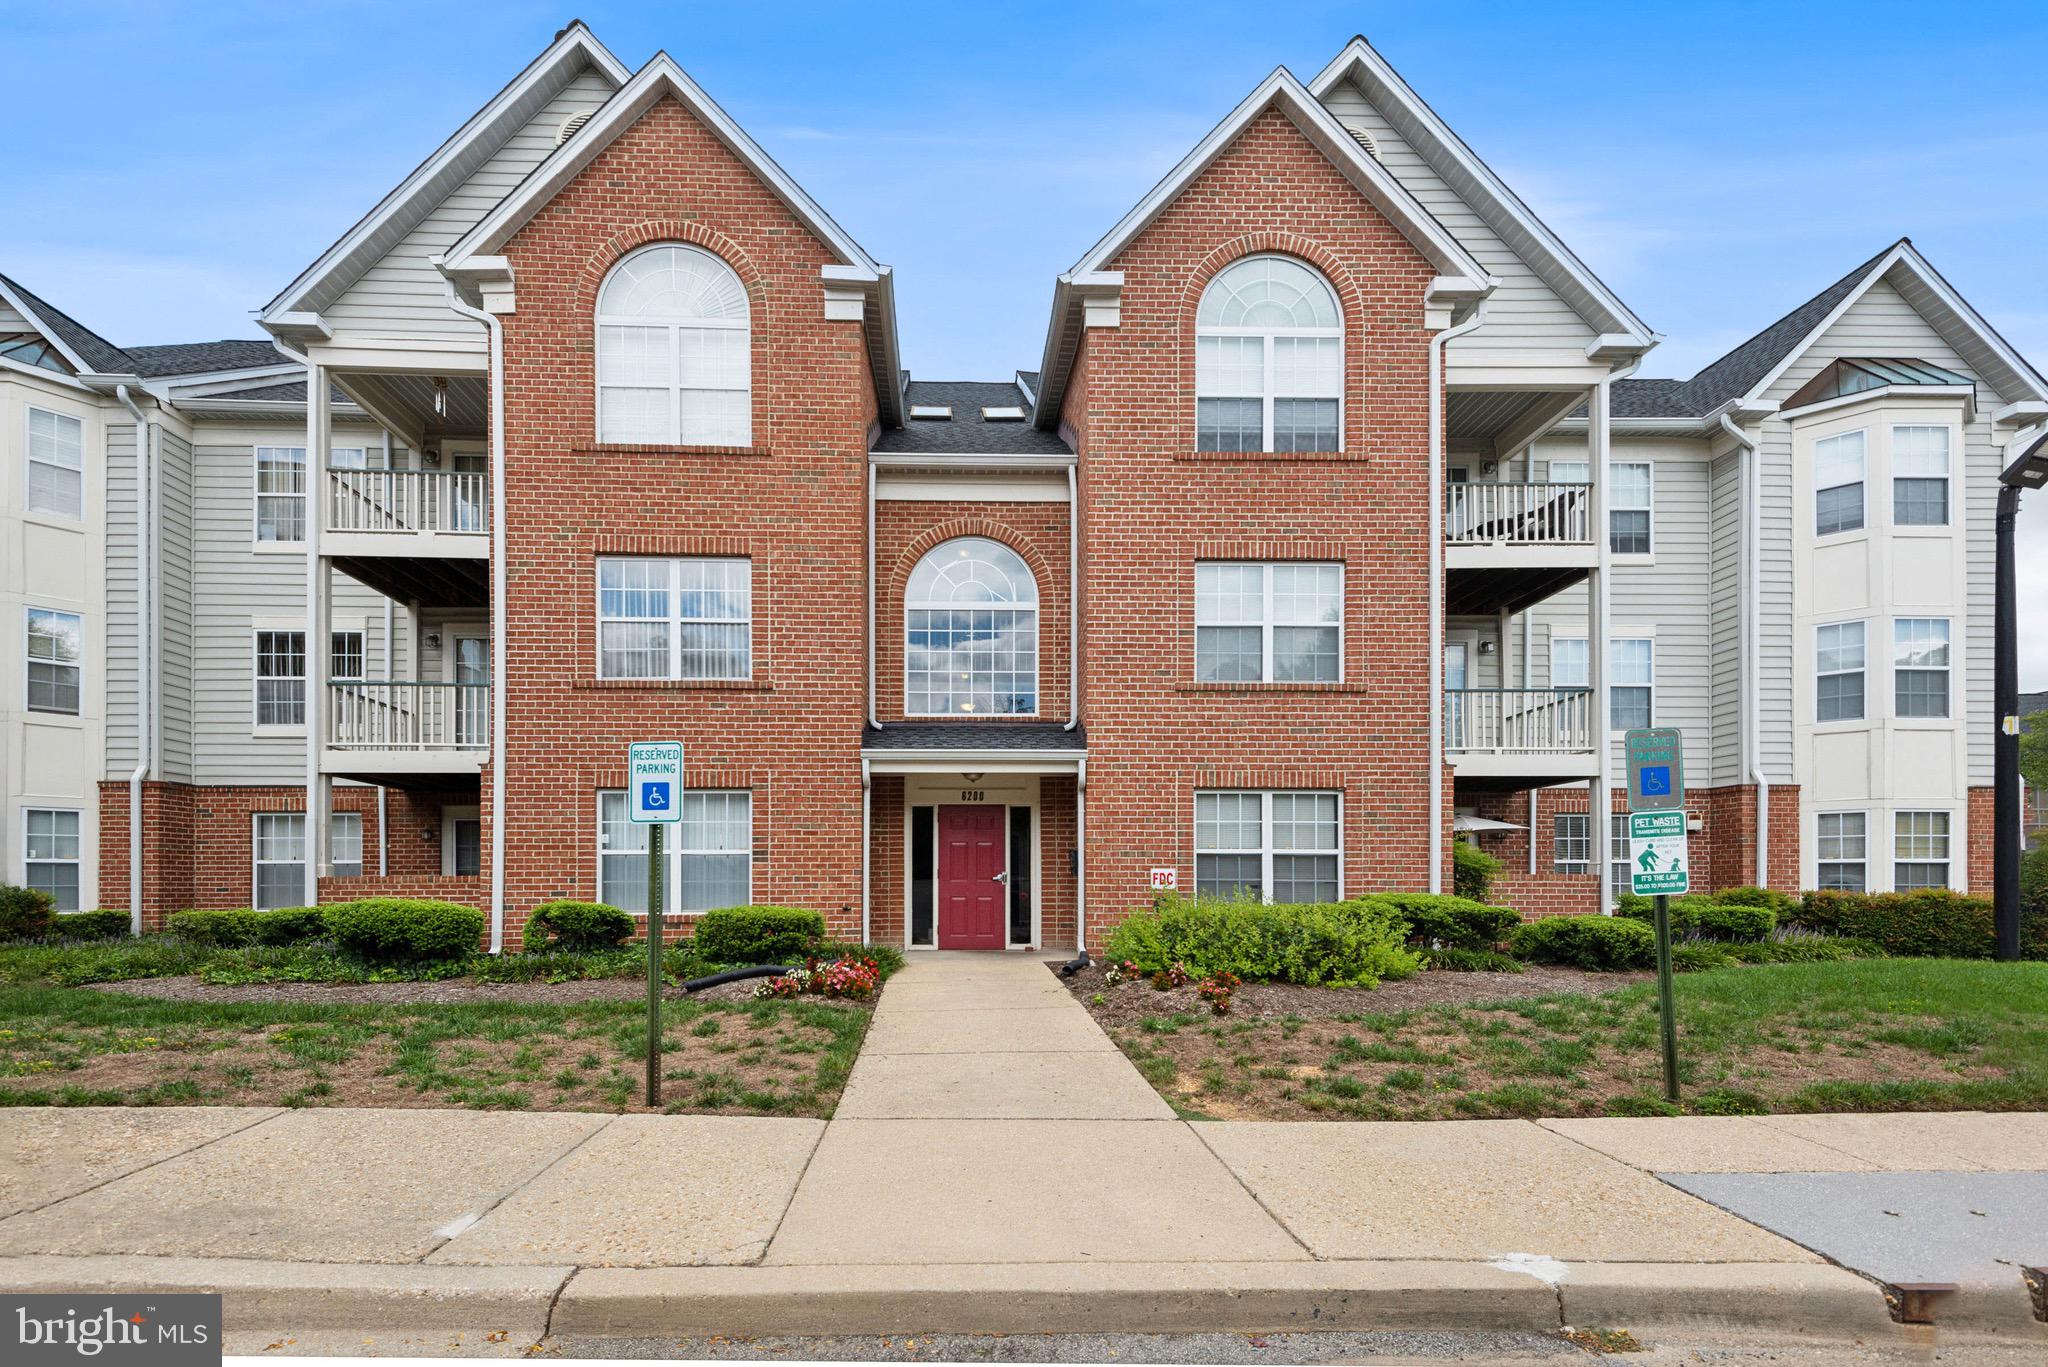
[1336,116,1380,160]
[557,110,595,146]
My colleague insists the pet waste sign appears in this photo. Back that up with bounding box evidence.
[1628,808,1689,897]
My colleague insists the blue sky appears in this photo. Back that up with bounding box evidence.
[7,1,2046,684]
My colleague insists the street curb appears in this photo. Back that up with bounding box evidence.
[1558,1262,1895,1336]
[0,1256,573,1334]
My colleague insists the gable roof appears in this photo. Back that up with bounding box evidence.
[1307,37,1654,348]
[0,272,132,374]
[872,380,1072,456]
[124,340,284,377]
[261,22,630,324]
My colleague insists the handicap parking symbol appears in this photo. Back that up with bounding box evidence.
[644,782,671,810]
[1640,765,1671,797]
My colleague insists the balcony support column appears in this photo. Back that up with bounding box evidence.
[1587,378,1614,913]
[305,359,333,904]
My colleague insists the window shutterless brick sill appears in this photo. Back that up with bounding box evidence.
[1176,682,1373,694]
[577,444,772,458]
[574,678,773,693]
[1173,450,1368,463]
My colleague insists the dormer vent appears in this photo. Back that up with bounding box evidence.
[1336,117,1380,160]
[980,406,1026,422]
[909,404,952,420]
[556,110,594,146]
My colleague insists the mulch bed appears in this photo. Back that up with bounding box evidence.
[82,974,836,1008]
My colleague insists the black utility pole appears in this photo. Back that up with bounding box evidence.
[1996,435,2048,961]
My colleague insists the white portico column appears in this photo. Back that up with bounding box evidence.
[304,360,332,904]
[1587,378,1614,913]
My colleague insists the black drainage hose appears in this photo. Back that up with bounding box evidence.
[1058,950,1090,978]
[681,965,795,993]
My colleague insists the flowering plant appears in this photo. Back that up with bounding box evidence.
[1197,971,1241,1015]
[1102,958,1141,987]
[753,955,882,1001]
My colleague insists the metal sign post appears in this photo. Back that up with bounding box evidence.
[628,741,684,1108]
[1626,728,1688,1103]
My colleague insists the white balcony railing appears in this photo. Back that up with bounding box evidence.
[1446,482,1591,545]
[1444,688,1593,754]
[327,682,489,751]
[326,468,488,536]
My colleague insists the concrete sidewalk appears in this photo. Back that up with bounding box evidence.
[3,957,2046,1347]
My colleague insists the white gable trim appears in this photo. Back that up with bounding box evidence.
[260,23,629,326]
[1745,241,2048,408]
[1307,38,1654,348]
[0,276,96,375]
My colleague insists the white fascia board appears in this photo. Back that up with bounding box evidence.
[0,354,93,390]
[1307,38,1655,348]
[267,311,333,350]
[0,276,97,375]
[153,363,306,402]
[262,24,628,325]
[442,52,880,277]
[1777,383,1976,423]
[1994,400,2048,427]
[869,452,1076,470]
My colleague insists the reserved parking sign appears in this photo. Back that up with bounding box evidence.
[628,741,684,823]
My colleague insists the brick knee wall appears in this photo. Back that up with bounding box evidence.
[1968,785,1994,895]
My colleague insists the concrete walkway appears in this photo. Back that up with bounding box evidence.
[3,958,2046,1347]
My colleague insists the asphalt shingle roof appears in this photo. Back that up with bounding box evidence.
[861,722,1086,751]
[124,340,282,377]
[0,272,132,374]
[872,380,1073,456]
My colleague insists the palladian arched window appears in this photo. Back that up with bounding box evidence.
[1195,254,1342,453]
[905,538,1039,716]
[596,243,750,445]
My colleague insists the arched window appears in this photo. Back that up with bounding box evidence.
[1195,255,1342,453]
[905,537,1039,716]
[596,244,750,445]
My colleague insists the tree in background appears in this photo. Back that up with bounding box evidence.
[2024,710,2048,914]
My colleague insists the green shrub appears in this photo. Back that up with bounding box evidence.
[692,906,825,965]
[1792,889,2045,959]
[522,900,634,953]
[0,884,56,940]
[1103,893,1420,987]
[816,939,905,980]
[1612,891,1652,917]
[1712,885,1797,917]
[1616,896,1775,943]
[2022,843,2048,915]
[1672,943,1736,972]
[1422,946,1524,973]
[1378,893,1521,950]
[1510,914,1656,970]
[323,898,484,962]
[166,906,326,948]
[1452,839,1504,901]
[53,909,131,940]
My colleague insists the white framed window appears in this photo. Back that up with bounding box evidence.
[905,538,1038,715]
[1550,459,1651,554]
[1814,429,1866,535]
[1892,425,1950,527]
[1817,811,1867,891]
[596,244,751,446]
[1194,790,1341,904]
[26,406,84,518]
[1195,255,1342,453]
[1816,620,1867,723]
[1893,617,1950,719]
[1607,812,1630,898]
[24,808,82,911]
[330,630,365,682]
[254,446,307,542]
[597,789,753,914]
[26,607,82,715]
[330,812,363,880]
[1195,561,1342,683]
[1551,812,1591,874]
[596,557,752,682]
[1551,636,1652,731]
[1893,810,1951,890]
[254,630,306,728]
[252,813,305,910]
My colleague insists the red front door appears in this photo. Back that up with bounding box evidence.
[936,805,1007,950]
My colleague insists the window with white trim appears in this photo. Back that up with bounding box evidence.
[1893,810,1950,889]
[1816,620,1866,723]
[597,789,753,913]
[330,630,365,683]
[1550,811,1631,896]
[1892,425,1949,527]
[1550,636,1652,731]
[26,406,83,518]
[597,557,752,681]
[1194,790,1340,904]
[596,244,751,446]
[26,607,82,714]
[254,630,306,727]
[1194,562,1342,683]
[1195,256,1342,452]
[330,811,362,880]
[905,538,1038,715]
[24,808,81,911]
[1607,812,1630,898]
[1817,811,1867,891]
[254,446,306,542]
[1893,617,1950,718]
[252,813,304,910]
[1550,459,1651,554]
[1814,429,1865,535]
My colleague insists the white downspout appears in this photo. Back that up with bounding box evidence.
[379,429,393,879]
[113,386,152,936]
[1065,463,1080,731]
[866,460,878,728]
[1521,481,1537,875]
[1427,300,1488,893]
[1720,411,1771,886]
[859,758,872,945]
[1075,755,1088,954]
[444,283,508,953]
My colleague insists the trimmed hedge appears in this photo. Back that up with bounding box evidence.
[54,909,131,940]
[1104,894,1419,987]
[1617,895,1776,943]
[1510,914,1656,970]
[692,906,825,965]
[167,906,327,948]
[324,898,484,962]
[1376,893,1521,950]
[1712,885,1797,917]
[0,884,57,940]
[1791,889,2047,959]
[523,900,634,953]
[1452,839,1504,901]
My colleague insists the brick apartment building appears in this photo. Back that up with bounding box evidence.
[7,23,2039,951]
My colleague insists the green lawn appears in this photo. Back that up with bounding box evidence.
[1104,959,2048,1121]
[0,985,870,1116]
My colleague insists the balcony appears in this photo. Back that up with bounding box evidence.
[1445,482,1596,615]
[323,467,489,606]
[321,681,488,783]
[1444,687,1598,789]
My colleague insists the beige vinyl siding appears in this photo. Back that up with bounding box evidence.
[156,430,195,782]
[1707,448,1744,786]
[323,64,616,340]
[1318,80,1599,354]
[1753,420,1797,780]
[104,423,141,778]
